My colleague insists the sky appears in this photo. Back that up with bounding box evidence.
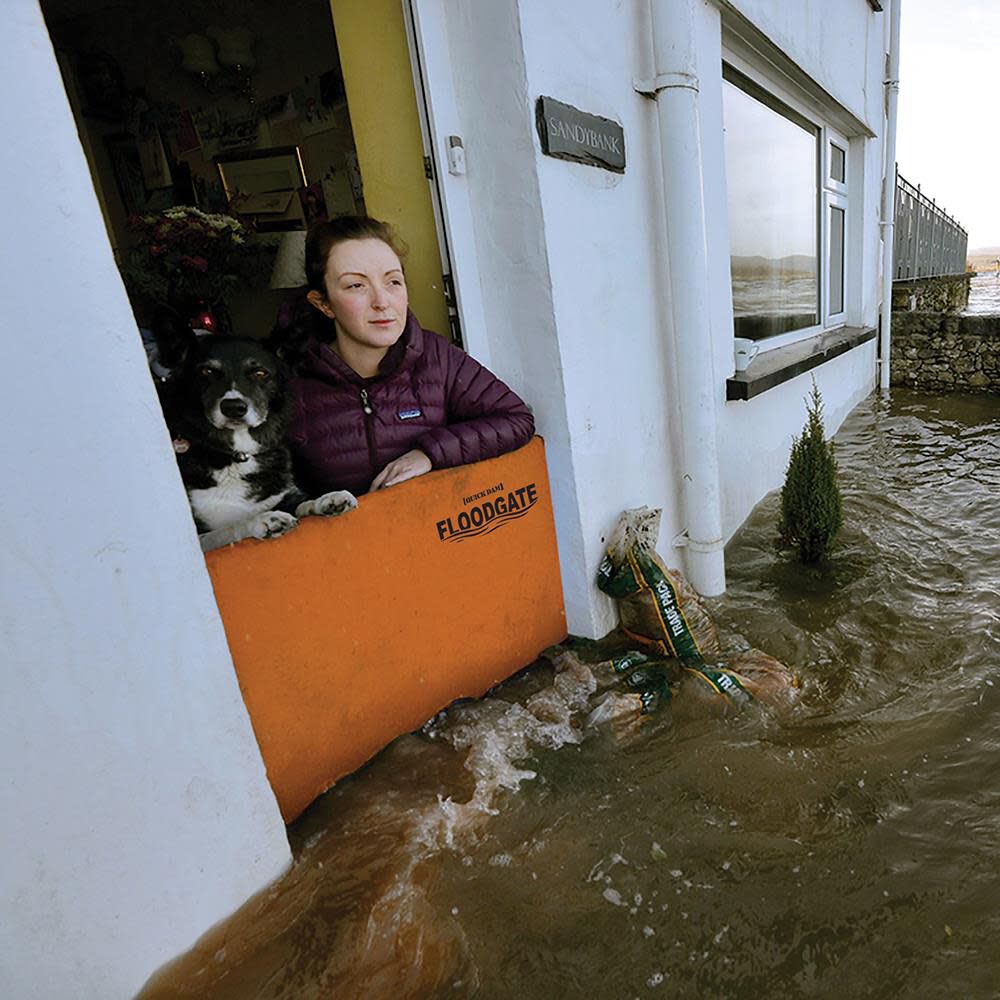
[895,0,1000,250]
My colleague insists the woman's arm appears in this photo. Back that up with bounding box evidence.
[414,339,535,470]
[369,449,432,490]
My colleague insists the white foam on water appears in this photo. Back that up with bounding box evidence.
[429,661,599,834]
[324,652,669,994]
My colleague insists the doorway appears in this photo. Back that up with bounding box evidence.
[40,0,453,341]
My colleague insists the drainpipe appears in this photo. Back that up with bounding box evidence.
[879,0,902,390]
[639,0,725,596]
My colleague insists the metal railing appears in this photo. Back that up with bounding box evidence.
[892,168,968,279]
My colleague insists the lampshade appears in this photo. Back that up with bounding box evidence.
[178,33,220,76]
[208,26,256,71]
[269,229,308,289]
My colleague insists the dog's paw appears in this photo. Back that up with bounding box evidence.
[250,510,298,539]
[295,490,359,519]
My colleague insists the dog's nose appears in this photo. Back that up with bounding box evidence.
[220,397,248,419]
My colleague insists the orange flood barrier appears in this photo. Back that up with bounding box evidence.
[205,437,567,822]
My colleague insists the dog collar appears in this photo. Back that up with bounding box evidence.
[173,437,249,464]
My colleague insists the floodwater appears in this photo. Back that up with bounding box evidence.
[142,389,1000,1000]
[964,271,1000,315]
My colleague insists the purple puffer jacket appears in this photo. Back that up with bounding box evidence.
[287,312,535,495]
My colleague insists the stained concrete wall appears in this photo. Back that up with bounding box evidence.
[0,7,290,998]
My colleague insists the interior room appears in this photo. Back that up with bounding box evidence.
[41,0,367,338]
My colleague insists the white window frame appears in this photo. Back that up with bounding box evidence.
[823,127,850,327]
[826,132,849,197]
[722,54,860,353]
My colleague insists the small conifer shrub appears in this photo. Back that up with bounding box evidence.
[778,379,843,563]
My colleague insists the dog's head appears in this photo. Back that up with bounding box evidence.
[152,308,290,432]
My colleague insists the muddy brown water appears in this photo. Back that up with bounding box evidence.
[141,389,999,1000]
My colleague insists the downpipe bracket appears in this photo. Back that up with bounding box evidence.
[633,72,699,99]
[672,530,724,556]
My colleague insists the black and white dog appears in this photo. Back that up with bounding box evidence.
[152,309,356,551]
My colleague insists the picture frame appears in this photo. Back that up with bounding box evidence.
[137,130,173,190]
[215,145,307,231]
[76,51,126,121]
[104,132,148,215]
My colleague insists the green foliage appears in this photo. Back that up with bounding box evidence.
[778,379,843,564]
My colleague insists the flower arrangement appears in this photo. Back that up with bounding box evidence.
[117,206,271,329]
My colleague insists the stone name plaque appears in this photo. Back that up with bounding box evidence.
[535,96,625,174]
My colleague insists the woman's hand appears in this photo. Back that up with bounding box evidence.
[370,449,432,490]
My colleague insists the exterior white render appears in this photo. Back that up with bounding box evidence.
[3,0,894,995]
[1,6,291,1000]
[419,0,890,636]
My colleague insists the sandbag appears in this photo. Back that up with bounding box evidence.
[596,508,798,714]
[584,656,670,741]
[673,648,799,716]
[597,507,720,659]
[725,648,800,703]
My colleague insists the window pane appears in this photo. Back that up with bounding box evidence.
[830,143,846,183]
[829,205,845,314]
[723,74,819,339]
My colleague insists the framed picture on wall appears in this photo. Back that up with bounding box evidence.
[76,51,126,121]
[137,130,173,190]
[215,145,307,231]
[104,132,148,215]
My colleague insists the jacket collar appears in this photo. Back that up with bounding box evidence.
[305,310,424,383]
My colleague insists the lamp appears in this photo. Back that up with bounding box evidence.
[208,27,256,73]
[177,28,256,100]
[269,230,308,289]
[209,26,255,100]
[178,34,220,82]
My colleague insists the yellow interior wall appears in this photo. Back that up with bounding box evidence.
[330,0,451,339]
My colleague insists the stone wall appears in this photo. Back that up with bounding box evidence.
[891,273,972,313]
[891,312,1000,392]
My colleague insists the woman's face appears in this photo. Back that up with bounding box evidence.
[312,238,408,354]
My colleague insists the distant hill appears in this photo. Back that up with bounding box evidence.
[966,248,1000,272]
[731,254,816,277]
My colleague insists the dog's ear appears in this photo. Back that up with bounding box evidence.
[151,306,198,370]
[265,314,314,372]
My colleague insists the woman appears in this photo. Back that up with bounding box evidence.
[284,216,534,496]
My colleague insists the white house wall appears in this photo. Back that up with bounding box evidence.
[725,0,886,128]
[716,346,877,538]
[713,0,885,537]
[520,0,693,636]
[0,7,291,998]
[436,0,597,633]
[440,0,688,637]
[434,0,886,635]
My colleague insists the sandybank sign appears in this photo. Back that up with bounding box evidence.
[436,480,539,542]
[536,95,626,173]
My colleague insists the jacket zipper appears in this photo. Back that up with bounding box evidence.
[360,387,377,478]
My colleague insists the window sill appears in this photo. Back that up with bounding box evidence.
[726,325,876,401]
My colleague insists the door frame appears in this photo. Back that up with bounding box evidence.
[401,0,494,369]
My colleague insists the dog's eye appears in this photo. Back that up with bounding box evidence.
[250,368,271,381]
[197,365,216,379]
